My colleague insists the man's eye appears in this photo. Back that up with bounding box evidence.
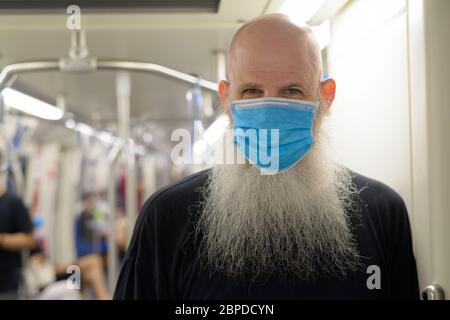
[242,88,261,95]
[286,88,302,95]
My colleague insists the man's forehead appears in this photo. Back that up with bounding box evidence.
[229,55,316,88]
[231,60,311,75]
[232,69,310,85]
[228,44,317,84]
[231,40,313,65]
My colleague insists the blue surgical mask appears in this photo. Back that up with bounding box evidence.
[231,97,319,174]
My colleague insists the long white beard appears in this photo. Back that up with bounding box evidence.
[196,117,362,282]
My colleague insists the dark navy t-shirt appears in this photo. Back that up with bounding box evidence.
[0,192,33,293]
[114,170,419,300]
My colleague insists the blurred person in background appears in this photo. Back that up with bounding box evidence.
[23,245,110,300]
[0,151,35,300]
[75,192,108,258]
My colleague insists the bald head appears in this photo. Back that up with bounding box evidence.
[218,13,336,119]
[228,14,322,84]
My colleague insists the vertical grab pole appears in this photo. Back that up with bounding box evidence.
[116,72,137,244]
[106,140,122,295]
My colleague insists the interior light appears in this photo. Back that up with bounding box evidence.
[2,88,64,121]
[279,0,326,25]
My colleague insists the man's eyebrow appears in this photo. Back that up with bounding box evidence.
[237,83,308,91]
[281,83,306,91]
[238,83,264,90]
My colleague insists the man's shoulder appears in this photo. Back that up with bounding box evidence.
[351,171,406,208]
[350,170,409,226]
[139,169,210,223]
[148,169,209,205]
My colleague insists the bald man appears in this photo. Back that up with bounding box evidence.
[114,14,419,300]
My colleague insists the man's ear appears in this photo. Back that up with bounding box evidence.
[218,80,230,113]
[319,78,336,111]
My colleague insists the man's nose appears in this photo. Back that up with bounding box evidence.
[263,89,280,98]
